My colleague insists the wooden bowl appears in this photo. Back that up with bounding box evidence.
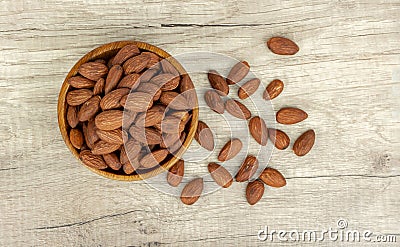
[58,41,198,181]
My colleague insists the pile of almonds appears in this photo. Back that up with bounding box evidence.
[65,44,196,175]
[175,37,316,205]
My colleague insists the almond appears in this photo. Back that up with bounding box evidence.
[204,90,224,114]
[112,44,140,65]
[150,73,180,91]
[268,129,290,150]
[93,78,105,95]
[67,76,95,89]
[276,107,308,124]
[259,167,286,187]
[180,178,203,205]
[238,78,260,99]
[208,70,229,96]
[161,116,185,134]
[226,61,250,85]
[104,65,123,94]
[167,159,184,187]
[102,153,122,171]
[267,37,299,55]
[236,155,259,182]
[94,59,106,64]
[129,125,162,145]
[123,92,154,112]
[143,52,161,68]
[293,129,315,156]
[140,149,168,168]
[194,121,214,151]
[122,111,137,129]
[180,75,198,109]
[119,95,127,107]
[123,53,150,74]
[100,88,130,110]
[161,59,179,76]
[160,132,180,149]
[78,96,101,122]
[159,91,189,110]
[218,138,243,162]
[246,180,264,205]
[249,116,268,146]
[70,128,84,149]
[136,83,162,101]
[83,120,99,149]
[208,162,233,188]
[66,89,93,106]
[96,128,123,144]
[123,158,140,174]
[67,106,79,128]
[140,68,159,83]
[91,140,121,155]
[79,150,108,169]
[95,110,123,130]
[135,105,166,127]
[123,138,142,161]
[225,99,251,120]
[78,62,108,81]
[117,73,140,90]
[264,79,284,100]
[168,132,186,154]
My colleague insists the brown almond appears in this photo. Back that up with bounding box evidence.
[67,106,79,128]
[226,61,250,85]
[123,92,153,112]
[267,37,299,55]
[70,128,84,149]
[67,76,95,89]
[293,129,315,156]
[161,59,179,76]
[140,68,159,83]
[159,91,189,110]
[246,180,264,205]
[123,54,150,74]
[268,129,290,150]
[143,52,160,68]
[264,79,284,100]
[83,120,99,149]
[140,149,168,168]
[93,78,105,95]
[225,99,251,120]
[135,105,166,127]
[102,153,122,171]
[122,111,138,129]
[123,139,142,161]
[204,90,224,114]
[94,59,106,64]
[167,159,184,187]
[78,96,101,122]
[92,140,121,155]
[161,116,184,134]
[238,78,260,99]
[208,70,229,96]
[276,107,308,124]
[249,116,268,146]
[150,73,180,91]
[160,132,181,149]
[169,132,186,154]
[236,155,259,182]
[259,167,286,187]
[129,125,162,145]
[79,150,108,169]
[136,83,162,101]
[123,158,140,174]
[117,73,140,90]
[104,65,123,94]
[180,75,198,109]
[66,89,93,106]
[95,110,123,130]
[119,95,127,107]
[218,138,243,162]
[100,88,130,110]
[112,44,140,65]
[208,162,233,188]
[180,178,203,205]
[96,128,123,144]
[194,121,214,151]
[78,62,108,81]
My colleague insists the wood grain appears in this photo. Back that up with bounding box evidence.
[0,0,399,246]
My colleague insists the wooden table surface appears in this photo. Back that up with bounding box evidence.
[1,0,399,246]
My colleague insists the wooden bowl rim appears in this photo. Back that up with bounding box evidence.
[58,40,199,181]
